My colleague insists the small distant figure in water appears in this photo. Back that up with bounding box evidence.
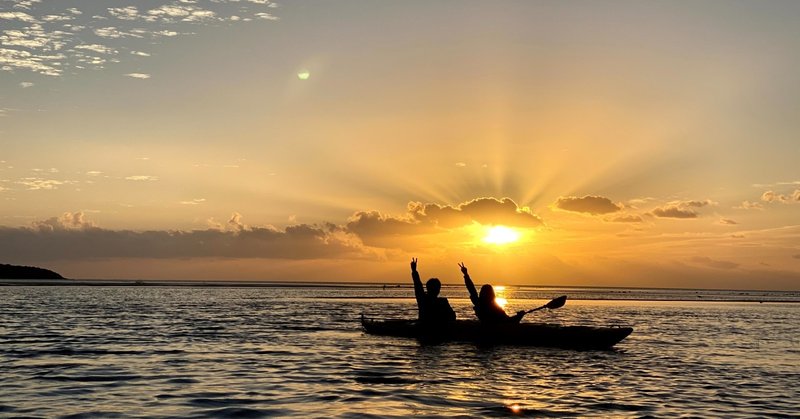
[460,262,524,324]
[410,258,456,325]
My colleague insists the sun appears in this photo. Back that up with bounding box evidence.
[482,225,520,245]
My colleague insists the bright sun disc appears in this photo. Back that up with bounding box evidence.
[482,226,520,245]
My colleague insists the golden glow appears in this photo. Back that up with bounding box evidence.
[508,404,521,414]
[297,70,310,80]
[482,225,520,245]
[493,285,508,308]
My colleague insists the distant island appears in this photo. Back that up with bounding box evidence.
[0,263,65,280]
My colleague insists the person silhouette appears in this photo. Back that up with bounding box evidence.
[410,258,456,325]
[459,262,524,324]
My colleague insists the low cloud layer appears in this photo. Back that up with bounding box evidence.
[0,211,366,262]
[0,199,546,262]
[554,195,622,215]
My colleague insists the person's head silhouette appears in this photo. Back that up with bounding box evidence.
[426,278,441,297]
[479,284,496,304]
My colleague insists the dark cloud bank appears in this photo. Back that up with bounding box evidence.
[554,195,622,215]
[1,198,544,262]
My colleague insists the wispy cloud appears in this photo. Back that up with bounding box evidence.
[16,177,76,190]
[735,201,764,210]
[180,198,206,205]
[124,73,151,79]
[1,1,279,77]
[124,175,158,181]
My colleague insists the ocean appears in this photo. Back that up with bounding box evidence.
[1,284,798,418]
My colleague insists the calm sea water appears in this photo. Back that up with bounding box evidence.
[1,285,798,418]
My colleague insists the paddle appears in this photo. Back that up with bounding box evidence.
[523,295,567,315]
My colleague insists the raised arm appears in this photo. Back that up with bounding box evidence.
[459,262,479,306]
[411,257,424,302]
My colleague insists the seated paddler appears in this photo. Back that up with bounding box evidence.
[410,258,456,325]
[459,262,524,324]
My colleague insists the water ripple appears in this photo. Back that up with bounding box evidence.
[0,286,798,417]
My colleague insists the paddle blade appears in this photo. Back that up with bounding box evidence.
[545,295,567,310]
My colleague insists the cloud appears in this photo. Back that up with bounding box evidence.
[0,212,367,261]
[794,190,800,202]
[32,211,96,232]
[554,195,622,215]
[19,81,34,88]
[608,214,643,223]
[108,7,140,21]
[649,198,715,219]
[255,12,278,20]
[416,197,544,228]
[74,44,117,54]
[651,206,697,219]
[690,256,739,270]
[124,175,158,181]
[793,254,800,259]
[1,1,279,77]
[180,198,206,205]
[718,218,738,225]
[16,177,75,190]
[679,199,714,208]
[124,73,151,79]
[761,190,789,203]
[736,201,764,210]
[347,197,544,245]
[0,11,36,22]
[228,212,247,232]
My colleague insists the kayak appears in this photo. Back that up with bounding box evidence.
[361,316,633,350]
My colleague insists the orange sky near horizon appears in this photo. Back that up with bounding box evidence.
[1,1,799,289]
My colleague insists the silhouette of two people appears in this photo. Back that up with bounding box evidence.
[409,258,523,326]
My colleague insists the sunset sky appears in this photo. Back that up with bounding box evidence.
[2,1,799,289]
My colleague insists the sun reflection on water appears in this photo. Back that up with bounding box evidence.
[494,285,508,308]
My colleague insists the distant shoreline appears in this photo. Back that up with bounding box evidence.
[0,263,64,280]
